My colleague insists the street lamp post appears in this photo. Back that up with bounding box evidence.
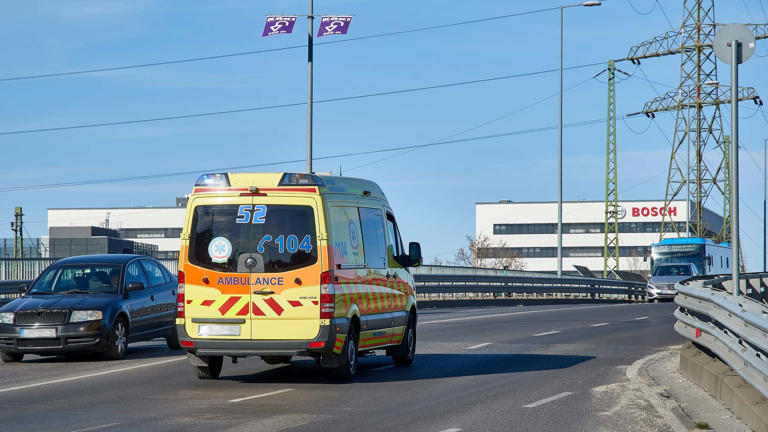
[557,1,601,277]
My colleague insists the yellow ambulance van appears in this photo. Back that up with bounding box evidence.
[175,173,422,380]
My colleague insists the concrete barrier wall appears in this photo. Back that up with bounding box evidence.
[680,342,768,432]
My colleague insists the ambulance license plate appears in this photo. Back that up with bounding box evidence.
[20,328,57,338]
[198,325,240,337]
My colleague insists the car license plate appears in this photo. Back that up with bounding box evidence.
[19,328,57,338]
[198,325,240,337]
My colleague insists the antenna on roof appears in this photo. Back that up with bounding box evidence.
[339,165,343,176]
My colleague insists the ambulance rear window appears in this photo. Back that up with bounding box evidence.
[188,204,318,273]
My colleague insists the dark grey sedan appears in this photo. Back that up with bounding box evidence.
[0,254,180,362]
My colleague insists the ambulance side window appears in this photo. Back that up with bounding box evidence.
[386,213,406,268]
[359,207,386,269]
[329,206,365,266]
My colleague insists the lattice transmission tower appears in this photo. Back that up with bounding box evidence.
[626,0,766,242]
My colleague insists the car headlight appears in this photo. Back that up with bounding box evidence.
[0,312,13,324]
[646,283,657,291]
[69,310,103,322]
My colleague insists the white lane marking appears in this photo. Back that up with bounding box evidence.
[533,330,560,337]
[633,316,649,320]
[466,342,491,350]
[437,429,462,432]
[590,323,610,327]
[228,388,295,403]
[69,423,121,432]
[523,391,573,408]
[420,304,621,325]
[0,357,185,394]
[369,365,395,372]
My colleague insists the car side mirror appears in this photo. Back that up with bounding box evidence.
[408,242,422,267]
[643,249,649,262]
[19,284,28,293]
[127,282,145,292]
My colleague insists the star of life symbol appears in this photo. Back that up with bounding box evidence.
[208,237,233,263]
[349,220,359,255]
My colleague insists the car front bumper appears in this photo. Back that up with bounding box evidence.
[0,320,108,355]
[646,289,677,300]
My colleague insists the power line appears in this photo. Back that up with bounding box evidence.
[0,62,604,136]
[0,116,617,193]
[627,0,657,15]
[346,75,596,172]
[0,7,560,83]
[655,0,676,30]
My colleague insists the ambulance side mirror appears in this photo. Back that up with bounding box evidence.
[408,242,422,268]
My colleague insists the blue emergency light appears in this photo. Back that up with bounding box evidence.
[195,173,230,187]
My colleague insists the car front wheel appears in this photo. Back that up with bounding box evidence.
[104,317,128,360]
[0,352,24,363]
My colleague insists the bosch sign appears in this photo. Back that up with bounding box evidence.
[631,206,677,217]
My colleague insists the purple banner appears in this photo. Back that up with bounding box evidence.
[317,16,352,37]
[262,16,297,37]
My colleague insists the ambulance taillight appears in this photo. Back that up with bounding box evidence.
[320,271,335,319]
[177,270,186,319]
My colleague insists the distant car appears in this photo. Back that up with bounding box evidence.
[0,254,180,362]
[646,263,699,302]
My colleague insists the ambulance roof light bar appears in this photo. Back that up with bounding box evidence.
[195,173,230,187]
[279,173,325,187]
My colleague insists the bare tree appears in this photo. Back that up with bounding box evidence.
[453,234,526,270]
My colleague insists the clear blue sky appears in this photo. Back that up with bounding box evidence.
[1,1,767,269]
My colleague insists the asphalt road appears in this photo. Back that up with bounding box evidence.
[0,302,681,432]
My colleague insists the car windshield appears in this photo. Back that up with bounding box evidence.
[28,264,122,294]
[653,264,692,277]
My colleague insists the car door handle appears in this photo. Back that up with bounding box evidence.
[150,295,155,301]
[253,290,275,295]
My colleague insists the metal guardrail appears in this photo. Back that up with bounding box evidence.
[413,273,647,301]
[674,273,768,399]
[0,279,31,307]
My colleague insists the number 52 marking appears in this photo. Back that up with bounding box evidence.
[236,205,267,224]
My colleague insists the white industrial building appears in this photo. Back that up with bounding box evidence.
[48,197,188,259]
[475,199,723,274]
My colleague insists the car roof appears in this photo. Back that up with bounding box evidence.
[53,254,152,265]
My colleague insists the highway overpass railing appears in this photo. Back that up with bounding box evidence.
[0,279,31,307]
[0,262,646,306]
[413,269,647,303]
[674,273,768,399]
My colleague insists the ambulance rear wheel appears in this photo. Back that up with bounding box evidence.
[392,314,416,366]
[332,324,359,381]
[193,355,223,380]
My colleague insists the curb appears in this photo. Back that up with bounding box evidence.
[626,351,690,432]
[680,341,768,432]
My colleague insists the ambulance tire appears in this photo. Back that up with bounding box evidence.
[166,326,181,350]
[1,351,23,363]
[332,324,359,381]
[193,355,223,380]
[392,314,416,366]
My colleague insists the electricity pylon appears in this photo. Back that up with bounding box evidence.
[597,60,630,277]
[626,1,766,242]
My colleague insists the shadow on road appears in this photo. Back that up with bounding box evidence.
[223,352,594,385]
[16,341,181,364]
